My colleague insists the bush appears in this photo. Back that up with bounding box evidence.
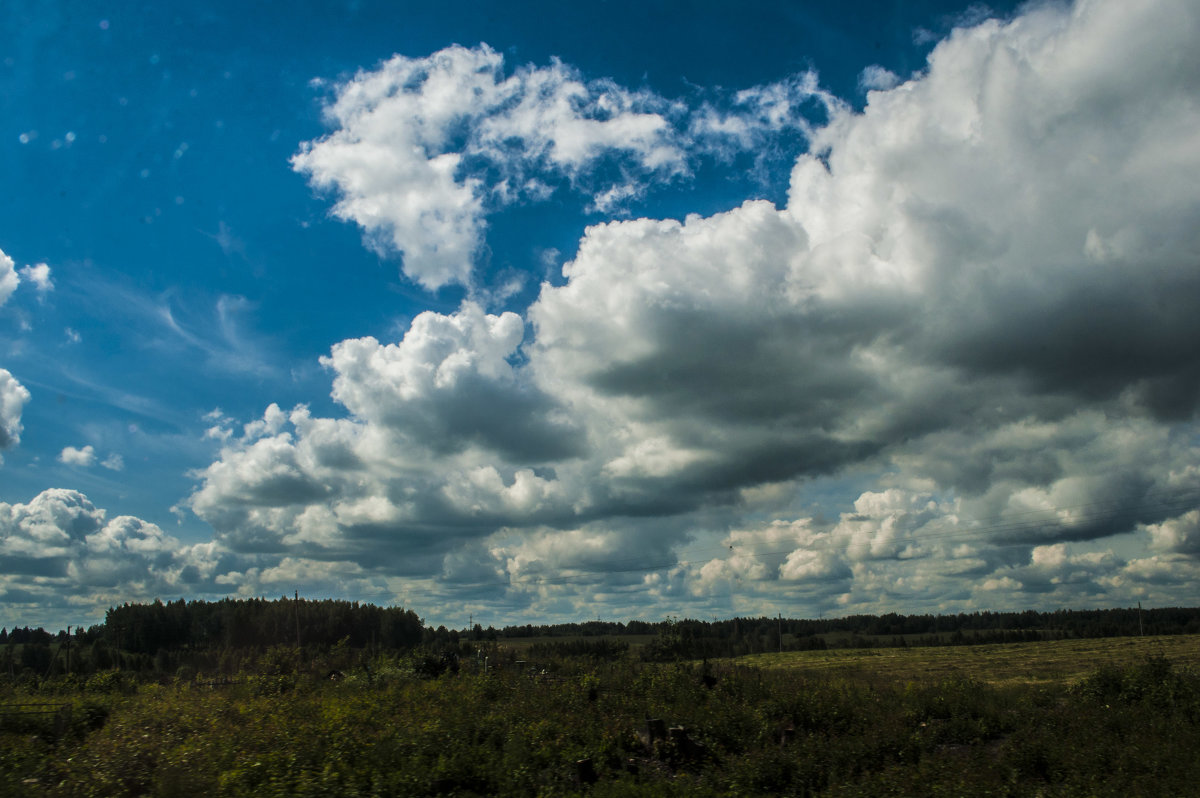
[1072,653,1200,715]
[85,669,137,695]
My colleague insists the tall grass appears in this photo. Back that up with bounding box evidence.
[2,639,1199,796]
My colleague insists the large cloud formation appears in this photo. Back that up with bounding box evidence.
[180,0,1200,623]
[292,44,823,290]
[11,0,1200,626]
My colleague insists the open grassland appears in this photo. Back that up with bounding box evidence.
[739,633,1200,687]
[494,634,658,652]
[4,636,1200,796]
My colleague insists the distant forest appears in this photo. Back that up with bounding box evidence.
[4,600,1200,676]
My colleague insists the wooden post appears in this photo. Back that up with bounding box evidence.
[575,758,597,785]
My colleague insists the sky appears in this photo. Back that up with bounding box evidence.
[2,0,1200,632]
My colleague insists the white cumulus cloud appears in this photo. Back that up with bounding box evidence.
[19,262,52,295]
[184,0,1200,622]
[0,248,17,305]
[293,45,689,290]
[0,369,31,455]
[0,489,384,628]
[858,65,901,92]
[59,445,97,467]
[293,44,827,291]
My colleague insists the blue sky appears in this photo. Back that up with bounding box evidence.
[3,0,1200,632]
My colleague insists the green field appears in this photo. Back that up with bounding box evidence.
[4,635,1200,796]
[491,633,659,652]
[739,634,1200,686]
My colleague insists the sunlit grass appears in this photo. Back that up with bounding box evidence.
[738,634,1200,686]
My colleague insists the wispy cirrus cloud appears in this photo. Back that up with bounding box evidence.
[67,272,280,380]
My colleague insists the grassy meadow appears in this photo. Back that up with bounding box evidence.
[4,634,1200,796]
[741,633,1200,687]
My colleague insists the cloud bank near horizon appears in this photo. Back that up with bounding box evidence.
[4,0,1200,628]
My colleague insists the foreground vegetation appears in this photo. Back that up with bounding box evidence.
[4,634,1200,796]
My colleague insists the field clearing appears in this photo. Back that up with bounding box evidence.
[737,633,1200,686]
[493,634,658,651]
[5,635,1200,795]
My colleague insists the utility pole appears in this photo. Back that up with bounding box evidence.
[778,613,783,654]
[1138,601,1144,636]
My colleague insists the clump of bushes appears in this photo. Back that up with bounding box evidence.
[1072,652,1200,713]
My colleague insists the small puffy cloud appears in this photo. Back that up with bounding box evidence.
[59,445,97,467]
[858,65,901,92]
[19,263,52,295]
[0,369,31,454]
[101,453,125,471]
[0,251,53,305]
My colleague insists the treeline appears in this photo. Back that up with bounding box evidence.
[5,602,1200,668]
[1,598,426,680]
[496,608,1200,662]
[496,606,1200,645]
[99,597,424,654]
